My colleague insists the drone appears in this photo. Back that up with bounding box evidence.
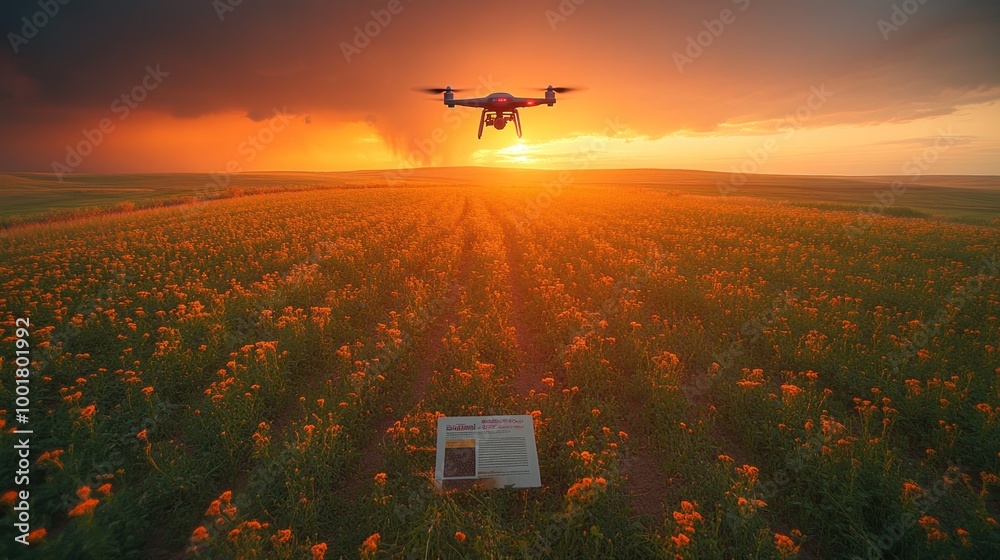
[416,85,583,139]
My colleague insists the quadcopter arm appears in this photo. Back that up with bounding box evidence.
[448,97,490,108]
[515,97,555,108]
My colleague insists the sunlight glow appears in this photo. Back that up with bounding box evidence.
[472,140,539,165]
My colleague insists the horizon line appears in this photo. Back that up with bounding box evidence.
[2,166,998,179]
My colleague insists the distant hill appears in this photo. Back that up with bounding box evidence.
[1,168,998,226]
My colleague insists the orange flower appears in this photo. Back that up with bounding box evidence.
[455,531,467,542]
[76,486,91,500]
[191,526,209,543]
[97,483,112,496]
[362,532,381,553]
[736,465,759,484]
[780,384,802,399]
[918,515,948,541]
[671,533,691,547]
[1,491,17,507]
[36,449,65,469]
[141,386,154,397]
[136,429,148,440]
[272,528,292,545]
[775,533,799,555]
[219,490,232,503]
[227,528,241,541]
[68,498,99,517]
[374,472,387,485]
[956,528,970,547]
[312,542,328,560]
[26,528,47,544]
[566,477,608,501]
[205,500,221,516]
[672,501,703,535]
[246,521,262,531]
[80,405,97,420]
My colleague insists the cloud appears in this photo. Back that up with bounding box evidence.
[0,0,997,171]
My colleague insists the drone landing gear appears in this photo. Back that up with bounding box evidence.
[478,109,522,139]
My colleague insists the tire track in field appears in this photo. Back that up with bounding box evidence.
[161,195,470,558]
[619,399,671,522]
[267,194,472,444]
[487,202,554,397]
[341,198,475,503]
[696,382,819,559]
[489,201,667,519]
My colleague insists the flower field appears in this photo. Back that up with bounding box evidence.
[1,186,998,559]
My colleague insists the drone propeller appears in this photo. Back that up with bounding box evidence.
[531,85,588,94]
[412,86,468,95]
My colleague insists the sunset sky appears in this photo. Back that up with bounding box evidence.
[2,0,998,176]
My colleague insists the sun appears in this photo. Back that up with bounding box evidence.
[474,140,538,165]
[504,142,529,156]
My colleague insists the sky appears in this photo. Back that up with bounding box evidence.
[1,0,998,176]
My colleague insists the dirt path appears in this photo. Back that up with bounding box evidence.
[619,385,671,522]
[487,203,553,396]
[157,197,473,558]
[488,201,666,519]
[341,203,475,503]
[620,443,668,521]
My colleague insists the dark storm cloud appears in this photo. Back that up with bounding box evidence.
[1,0,998,169]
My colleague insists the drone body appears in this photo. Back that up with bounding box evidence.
[419,85,580,139]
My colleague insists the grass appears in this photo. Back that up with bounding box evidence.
[1,182,998,559]
[2,169,998,229]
